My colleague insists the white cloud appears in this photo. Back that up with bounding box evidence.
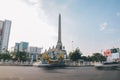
[116,12,120,16]
[100,22,108,31]
[99,22,118,34]
[105,28,118,34]
[0,0,57,51]
[22,0,40,5]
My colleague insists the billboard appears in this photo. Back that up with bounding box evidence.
[112,52,119,59]
[104,49,111,57]
[104,48,120,62]
[110,48,119,53]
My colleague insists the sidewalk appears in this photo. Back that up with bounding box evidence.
[0,62,32,66]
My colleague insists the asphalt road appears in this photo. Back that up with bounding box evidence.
[0,66,120,80]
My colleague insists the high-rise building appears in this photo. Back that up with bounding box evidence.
[14,43,20,52]
[14,42,43,61]
[0,20,11,53]
[14,42,29,52]
[19,42,29,52]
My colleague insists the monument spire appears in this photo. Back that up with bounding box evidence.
[56,13,62,50]
[58,14,61,43]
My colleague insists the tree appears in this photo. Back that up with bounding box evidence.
[17,51,29,62]
[0,53,12,61]
[38,54,42,60]
[10,51,17,61]
[10,51,29,62]
[81,56,88,61]
[69,48,82,61]
[91,53,106,62]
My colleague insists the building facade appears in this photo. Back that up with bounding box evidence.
[14,42,42,61]
[14,42,29,52]
[28,47,42,61]
[0,20,11,53]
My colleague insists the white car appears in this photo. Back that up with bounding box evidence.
[95,62,120,70]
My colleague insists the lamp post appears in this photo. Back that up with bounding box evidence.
[72,41,74,51]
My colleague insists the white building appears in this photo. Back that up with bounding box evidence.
[0,20,11,53]
[28,47,42,61]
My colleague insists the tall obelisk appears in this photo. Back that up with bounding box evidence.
[56,14,62,50]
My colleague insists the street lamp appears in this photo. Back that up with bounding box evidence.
[72,41,74,51]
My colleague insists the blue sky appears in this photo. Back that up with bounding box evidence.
[0,0,120,55]
[41,0,120,55]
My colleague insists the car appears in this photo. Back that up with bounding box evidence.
[95,62,120,70]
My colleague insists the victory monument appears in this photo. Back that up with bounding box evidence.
[42,14,67,64]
